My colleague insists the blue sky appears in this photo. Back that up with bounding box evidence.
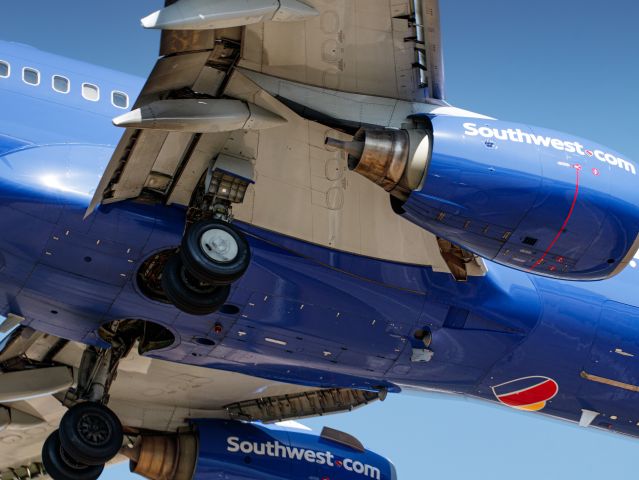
[1,1,639,479]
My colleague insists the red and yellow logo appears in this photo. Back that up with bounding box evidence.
[492,376,558,412]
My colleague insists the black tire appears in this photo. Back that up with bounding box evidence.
[58,403,123,467]
[181,220,250,285]
[162,254,231,316]
[42,431,104,480]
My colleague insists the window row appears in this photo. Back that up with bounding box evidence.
[0,60,129,109]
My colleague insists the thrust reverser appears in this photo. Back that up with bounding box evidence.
[328,116,639,280]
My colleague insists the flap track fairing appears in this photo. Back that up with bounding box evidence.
[142,0,319,31]
[113,99,287,133]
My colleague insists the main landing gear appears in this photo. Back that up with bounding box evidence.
[162,219,250,315]
[43,326,137,480]
[42,403,122,480]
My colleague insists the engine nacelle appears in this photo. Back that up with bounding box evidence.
[126,420,396,480]
[330,115,639,280]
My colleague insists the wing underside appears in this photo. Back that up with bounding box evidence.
[89,0,485,276]
[0,326,380,478]
[91,0,445,208]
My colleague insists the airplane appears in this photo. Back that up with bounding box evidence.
[0,0,637,479]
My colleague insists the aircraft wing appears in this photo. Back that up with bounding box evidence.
[0,326,381,479]
[89,0,446,209]
[86,0,481,277]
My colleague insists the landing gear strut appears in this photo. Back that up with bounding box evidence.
[162,219,250,316]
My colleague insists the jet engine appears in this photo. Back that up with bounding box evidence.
[328,115,639,280]
[125,420,396,480]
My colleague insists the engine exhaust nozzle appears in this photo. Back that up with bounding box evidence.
[327,128,430,200]
[122,433,197,480]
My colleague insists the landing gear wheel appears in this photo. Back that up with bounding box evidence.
[58,402,123,466]
[42,431,104,480]
[181,219,250,285]
[162,254,231,315]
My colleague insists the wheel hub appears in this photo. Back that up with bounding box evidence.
[200,228,238,263]
[77,413,111,446]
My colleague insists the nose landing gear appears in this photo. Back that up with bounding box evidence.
[162,219,250,316]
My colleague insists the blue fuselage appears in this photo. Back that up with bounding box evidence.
[1,41,639,439]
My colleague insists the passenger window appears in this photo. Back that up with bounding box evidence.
[111,91,129,109]
[23,68,40,86]
[52,75,70,94]
[0,61,9,78]
[82,83,99,102]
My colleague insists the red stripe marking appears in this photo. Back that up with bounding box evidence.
[530,167,581,271]
[497,379,558,407]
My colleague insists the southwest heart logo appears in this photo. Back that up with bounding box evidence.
[492,376,558,412]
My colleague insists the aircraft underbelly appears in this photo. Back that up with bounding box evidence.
[0,128,555,402]
[0,120,636,441]
[0,170,535,393]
